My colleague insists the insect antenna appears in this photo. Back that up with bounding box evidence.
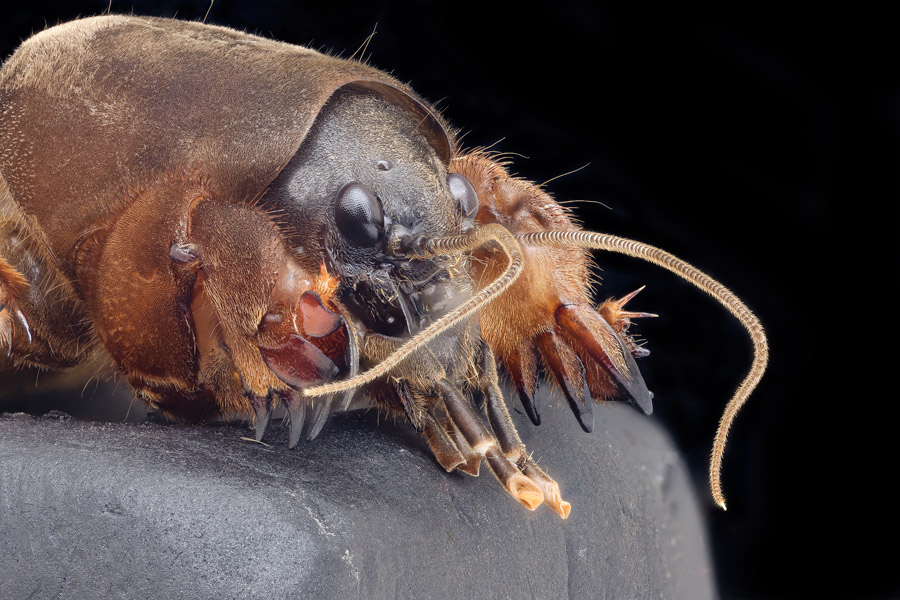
[516,230,768,511]
[302,224,523,397]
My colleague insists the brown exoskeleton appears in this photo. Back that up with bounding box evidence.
[0,16,767,516]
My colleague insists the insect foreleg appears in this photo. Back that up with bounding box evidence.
[0,210,90,368]
[450,153,655,431]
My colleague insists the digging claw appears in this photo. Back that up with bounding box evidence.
[251,392,274,441]
[281,390,332,445]
[535,331,594,432]
[305,395,333,441]
[284,390,307,449]
[337,388,357,412]
[516,383,541,426]
[556,304,653,416]
[507,350,541,426]
[258,290,350,444]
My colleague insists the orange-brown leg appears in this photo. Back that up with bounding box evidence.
[451,152,656,423]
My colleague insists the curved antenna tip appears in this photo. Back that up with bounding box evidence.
[717,501,727,511]
[516,229,768,511]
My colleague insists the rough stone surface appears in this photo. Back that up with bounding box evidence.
[0,394,716,600]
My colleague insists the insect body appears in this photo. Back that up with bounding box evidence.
[0,16,767,516]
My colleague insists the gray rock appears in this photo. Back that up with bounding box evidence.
[0,393,715,600]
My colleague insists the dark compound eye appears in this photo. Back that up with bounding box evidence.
[448,173,479,218]
[334,182,385,247]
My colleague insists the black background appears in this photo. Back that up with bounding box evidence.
[3,3,897,598]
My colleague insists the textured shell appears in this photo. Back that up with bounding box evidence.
[0,15,450,279]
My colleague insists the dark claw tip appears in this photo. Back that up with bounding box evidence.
[284,391,306,449]
[516,385,541,426]
[254,415,270,442]
[572,403,594,433]
[556,304,653,418]
[305,401,331,441]
[251,396,273,441]
[634,390,654,416]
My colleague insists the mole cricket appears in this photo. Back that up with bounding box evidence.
[0,15,767,516]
